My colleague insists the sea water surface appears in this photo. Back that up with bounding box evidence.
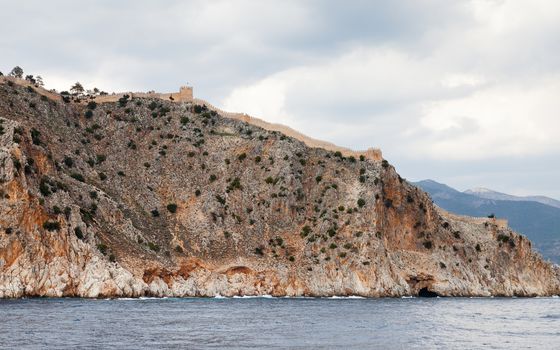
[0,297,559,349]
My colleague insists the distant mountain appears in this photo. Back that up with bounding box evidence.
[464,188,560,209]
[414,180,560,263]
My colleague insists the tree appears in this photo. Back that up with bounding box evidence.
[70,82,84,96]
[35,75,44,87]
[9,66,24,78]
[25,75,36,84]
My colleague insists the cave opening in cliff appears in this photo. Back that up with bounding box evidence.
[418,287,439,298]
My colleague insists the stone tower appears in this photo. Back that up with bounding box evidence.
[175,86,193,102]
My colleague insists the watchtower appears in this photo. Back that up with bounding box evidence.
[175,86,193,102]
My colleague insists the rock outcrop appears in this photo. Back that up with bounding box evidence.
[0,79,559,298]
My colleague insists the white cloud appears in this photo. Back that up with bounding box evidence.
[220,0,560,162]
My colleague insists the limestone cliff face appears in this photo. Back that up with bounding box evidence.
[0,80,558,298]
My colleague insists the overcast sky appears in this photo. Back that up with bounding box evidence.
[1,0,559,199]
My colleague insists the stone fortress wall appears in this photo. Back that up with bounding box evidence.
[0,77,381,160]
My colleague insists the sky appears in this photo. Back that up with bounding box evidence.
[1,0,559,199]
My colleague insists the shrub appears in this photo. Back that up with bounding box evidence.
[98,172,107,181]
[87,101,97,110]
[30,128,41,145]
[148,242,160,252]
[254,156,261,163]
[488,213,495,219]
[39,178,52,196]
[315,175,322,183]
[151,209,160,217]
[381,160,389,168]
[475,243,481,252]
[195,189,201,196]
[97,243,108,255]
[238,153,247,161]
[74,227,84,240]
[357,198,366,208]
[329,243,337,249]
[63,156,74,168]
[70,173,85,182]
[209,174,217,182]
[166,203,178,213]
[43,221,61,231]
[84,110,93,119]
[118,94,130,107]
[254,247,264,256]
[215,195,226,205]
[175,245,184,253]
[360,155,365,161]
[117,171,125,177]
[227,177,242,191]
[423,241,433,249]
[148,101,158,110]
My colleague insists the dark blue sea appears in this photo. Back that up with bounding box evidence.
[1,297,559,349]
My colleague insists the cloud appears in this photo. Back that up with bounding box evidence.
[221,0,560,163]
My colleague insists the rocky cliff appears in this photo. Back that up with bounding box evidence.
[0,79,559,298]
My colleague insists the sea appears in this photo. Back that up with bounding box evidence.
[0,297,559,349]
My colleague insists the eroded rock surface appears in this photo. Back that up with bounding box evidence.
[1,80,559,298]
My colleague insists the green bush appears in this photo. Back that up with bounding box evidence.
[357,198,366,208]
[63,156,74,168]
[315,175,322,183]
[166,203,178,213]
[30,128,41,145]
[238,153,247,161]
[43,221,61,231]
[84,110,93,119]
[148,242,160,252]
[70,173,85,182]
[97,243,108,255]
[74,227,84,240]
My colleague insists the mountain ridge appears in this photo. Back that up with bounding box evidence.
[414,179,560,263]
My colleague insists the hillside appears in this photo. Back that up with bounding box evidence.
[0,78,559,298]
[415,180,560,263]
